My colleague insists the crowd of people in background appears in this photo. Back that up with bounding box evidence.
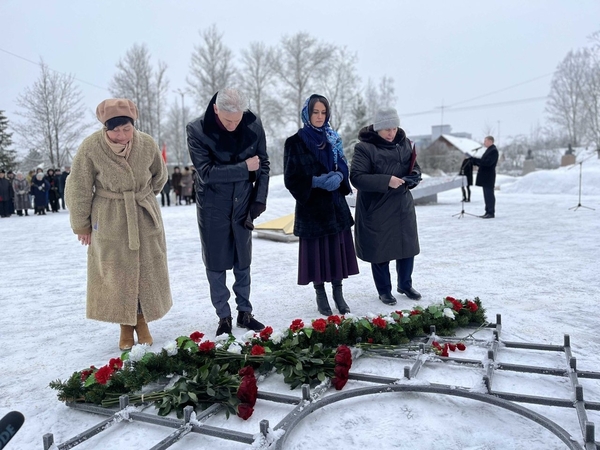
[0,166,70,217]
[0,163,198,218]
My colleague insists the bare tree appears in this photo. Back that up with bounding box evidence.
[318,47,360,132]
[239,41,281,137]
[15,61,89,168]
[273,32,334,129]
[546,49,590,146]
[162,100,192,166]
[583,31,600,149]
[187,24,237,108]
[364,76,397,121]
[109,43,169,143]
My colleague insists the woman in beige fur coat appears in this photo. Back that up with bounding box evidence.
[65,99,172,351]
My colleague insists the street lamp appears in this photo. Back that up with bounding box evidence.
[174,88,191,165]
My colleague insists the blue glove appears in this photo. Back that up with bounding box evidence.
[322,171,343,191]
[312,173,330,189]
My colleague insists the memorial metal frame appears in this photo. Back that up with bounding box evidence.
[43,314,600,449]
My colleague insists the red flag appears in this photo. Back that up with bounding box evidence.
[161,143,167,163]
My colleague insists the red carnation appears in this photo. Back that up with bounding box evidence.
[259,326,273,341]
[367,338,373,343]
[327,315,342,325]
[190,331,204,343]
[445,296,456,302]
[94,365,114,385]
[312,318,327,333]
[456,343,466,351]
[80,368,94,382]
[432,341,442,351]
[198,341,216,353]
[448,343,457,351]
[250,344,265,356]
[467,300,478,312]
[372,317,387,329]
[410,310,421,316]
[237,403,254,420]
[290,319,304,332]
[394,310,404,318]
[334,365,350,378]
[109,358,123,370]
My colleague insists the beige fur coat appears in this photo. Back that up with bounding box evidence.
[65,129,172,325]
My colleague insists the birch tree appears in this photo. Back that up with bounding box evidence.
[273,32,333,129]
[109,43,169,143]
[546,49,590,146]
[187,24,237,108]
[15,61,89,168]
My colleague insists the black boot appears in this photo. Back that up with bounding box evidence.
[332,280,350,314]
[314,283,332,316]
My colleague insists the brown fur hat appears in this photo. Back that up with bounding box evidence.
[96,99,139,124]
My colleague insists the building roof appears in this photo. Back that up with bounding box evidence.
[440,134,483,155]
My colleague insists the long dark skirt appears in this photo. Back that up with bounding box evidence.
[297,229,359,285]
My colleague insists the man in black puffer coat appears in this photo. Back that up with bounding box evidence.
[187,88,270,336]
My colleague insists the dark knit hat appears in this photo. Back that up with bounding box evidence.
[373,108,400,131]
[96,99,139,125]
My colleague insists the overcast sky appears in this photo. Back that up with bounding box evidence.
[1,1,598,147]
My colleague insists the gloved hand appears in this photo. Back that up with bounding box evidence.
[322,171,343,191]
[312,173,330,189]
[312,171,343,191]
[249,202,266,220]
[244,202,267,230]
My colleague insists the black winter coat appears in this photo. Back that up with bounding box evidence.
[350,126,421,264]
[187,93,270,271]
[283,133,354,238]
[472,145,498,188]
[30,177,50,207]
[459,158,474,186]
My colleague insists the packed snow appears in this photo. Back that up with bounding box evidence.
[1,150,599,449]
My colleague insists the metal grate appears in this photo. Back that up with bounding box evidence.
[43,314,600,449]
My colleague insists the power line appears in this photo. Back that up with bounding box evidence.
[0,47,109,91]
[400,96,547,118]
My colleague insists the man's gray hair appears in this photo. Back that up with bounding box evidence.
[216,88,248,113]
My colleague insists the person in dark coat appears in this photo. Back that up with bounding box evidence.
[30,172,50,215]
[161,174,171,206]
[45,168,60,212]
[171,166,182,205]
[6,171,15,214]
[0,169,14,218]
[187,88,270,336]
[471,136,499,218]
[284,94,358,316]
[459,156,473,202]
[180,166,193,204]
[58,166,70,209]
[350,108,422,305]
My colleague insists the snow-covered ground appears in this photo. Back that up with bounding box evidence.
[1,150,599,449]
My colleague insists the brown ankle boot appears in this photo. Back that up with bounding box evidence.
[135,314,153,346]
[119,325,135,351]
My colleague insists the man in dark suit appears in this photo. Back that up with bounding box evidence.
[471,136,499,219]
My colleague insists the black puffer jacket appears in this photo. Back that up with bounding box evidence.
[187,93,270,271]
[284,133,354,238]
[350,126,421,264]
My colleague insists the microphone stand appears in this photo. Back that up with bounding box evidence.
[568,156,594,211]
[452,175,478,219]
